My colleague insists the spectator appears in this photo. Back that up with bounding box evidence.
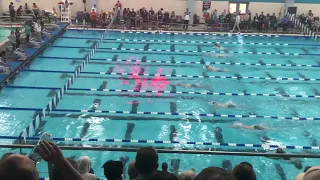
[296,166,320,180]
[92,4,97,14]
[264,13,270,32]
[164,10,170,27]
[270,13,277,31]
[24,21,31,42]
[123,8,129,26]
[136,10,142,28]
[281,15,288,32]
[253,13,259,30]
[102,160,123,180]
[24,3,30,12]
[90,8,98,28]
[7,30,16,51]
[232,162,256,180]
[314,17,319,32]
[0,153,39,180]
[183,11,190,30]
[9,2,15,22]
[149,7,155,29]
[150,172,178,180]
[52,8,58,23]
[15,28,21,49]
[134,147,159,180]
[32,3,39,19]
[77,156,97,180]
[16,5,22,16]
[128,160,139,180]
[160,162,177,179]
[51,158,78,180]
[230,12,241,33]
[141,8,148,29]
[194,167,236,180]
[130,8,136,28]
[34,19,42,42]
[115,0,122,10]
[178,168,196,180]
[157,8,164,29]
[258,12,264,32]
[0,51,7,63]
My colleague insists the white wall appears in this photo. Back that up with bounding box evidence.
[296,3,320,17]
[249,2,284,16]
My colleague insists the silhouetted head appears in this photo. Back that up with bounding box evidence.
[134,147,159,177]
[162,162,168,172]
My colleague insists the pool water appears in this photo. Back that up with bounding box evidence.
[1,29,320,179]
[0,27,12,43]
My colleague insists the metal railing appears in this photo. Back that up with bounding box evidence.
[2,144,320,158]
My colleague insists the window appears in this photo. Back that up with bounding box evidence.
[229,2,249,14]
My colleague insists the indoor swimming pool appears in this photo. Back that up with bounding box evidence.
[1,29,320,179]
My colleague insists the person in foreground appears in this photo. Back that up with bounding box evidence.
[0,141,84,180]
[194,166,236,180]
[77,156,97,180]
[134,147,159,180]
[296,166,320,180]
[232,162,256,180]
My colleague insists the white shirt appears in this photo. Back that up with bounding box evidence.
[184,14,190,20]
[34,23,41,32]
[235,15,240,23]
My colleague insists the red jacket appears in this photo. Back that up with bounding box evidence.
[90,12,97,20]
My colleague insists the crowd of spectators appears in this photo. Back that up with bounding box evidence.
[1,141,318,180]
[297,10,320,32]
[0,141,260,180]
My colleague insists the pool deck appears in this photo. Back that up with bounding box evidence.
[0,23,69,87]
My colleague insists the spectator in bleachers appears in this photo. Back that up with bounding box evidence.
[77,156,97,180]
[115,0,122,10]
[34,19,42,42]
[128,160,139,180]
[15,28,21,49]
[149,7,156,29]
[92,4,97,14]
[164,10,170,27]
[230,12,241,33]
[157,8,164,29]
[51,158,78,180]
[90,9,98,28]
[253,13,259,30]
[7,30,16,51]
[32,3,40,19]
[281,15,289,32]
[9,2,15,22]
[314,17,320,32]
[307,13,314,29]
[183,10,190,30]
[258,12,264,32]
[141,8,148,29]
[178,168,196,180]
[102,160,123,180]
[270,13,277,31]
[264,13,270,32]
[123,8,130,26]
[24,21,31,42]
[232,162,256,180]
[194,167,236,180]
[134,147,159,180]
[136,10,142,28]
[0,51,7,63]
[16,6,23,16]
[24,3,30,13]
[130,8,136,28]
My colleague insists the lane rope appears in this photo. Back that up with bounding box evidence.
[0,135,318,150]
[6,85,319,99]
[50,45,307,56]
[1,106,319,121]
[23,69,320,82]
[61,36,320,47]
[38,56,320,68]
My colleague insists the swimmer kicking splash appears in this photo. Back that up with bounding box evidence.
[230,122,271,131]
[174,82,209,89]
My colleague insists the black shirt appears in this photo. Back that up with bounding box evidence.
[258,14,265,22]
[131,11,136,18]
[157,11,163,20]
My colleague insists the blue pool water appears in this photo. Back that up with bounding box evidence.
[1,30,320,179]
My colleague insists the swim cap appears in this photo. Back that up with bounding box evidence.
[205,62,210,66]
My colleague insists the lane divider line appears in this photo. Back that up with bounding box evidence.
[6,85,319,99]
[50,46,319,56]
[19,24,103,142]
[38,56,320,68]
[22,69,320,82]
[61,36,320,47]
[0,135,318,150]
[1,106,319,121]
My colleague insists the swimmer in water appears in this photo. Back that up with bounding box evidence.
[230,122,269,131]
[204,52,230,58]
[209,100,237,108]
[214,43,221,49]
[175,82,208,89]
[204,36,223,40]
[205,63,228,72]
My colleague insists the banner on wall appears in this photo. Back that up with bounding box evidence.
[202,1,211,12]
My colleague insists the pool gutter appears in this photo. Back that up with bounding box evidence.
[0,23,69,89]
